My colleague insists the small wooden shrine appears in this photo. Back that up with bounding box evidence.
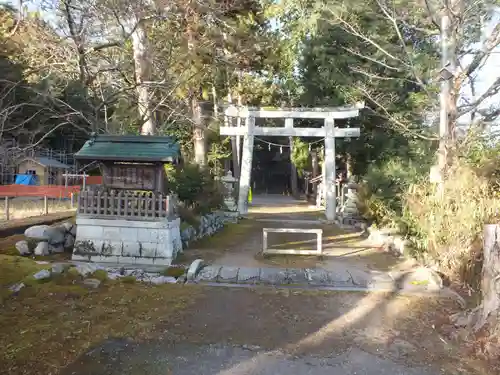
[75,133,180,193]
[71,133,183,266]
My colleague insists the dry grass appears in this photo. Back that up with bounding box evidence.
[175,219,263,264]
[0,254,201,375]
[405,163,500,286]
[1,197,75,221]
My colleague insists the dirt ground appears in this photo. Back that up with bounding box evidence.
[61,286,493,375]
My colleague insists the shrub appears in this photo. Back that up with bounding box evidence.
[166,163,223,215]
[403,155,500,287]
[358,157,428,230]
[358,133,500,288]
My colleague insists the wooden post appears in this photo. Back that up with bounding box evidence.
[70,193,74,208]
[4,197,9,221]
[44,196,48,215]
[166,195,172,218]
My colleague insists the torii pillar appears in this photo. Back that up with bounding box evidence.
[221,104,364,221]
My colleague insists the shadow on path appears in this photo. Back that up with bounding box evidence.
[60,285,489,375]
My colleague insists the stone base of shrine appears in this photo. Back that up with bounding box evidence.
[72,217,182,266]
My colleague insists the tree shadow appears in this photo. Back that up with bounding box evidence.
[60,278,491,375]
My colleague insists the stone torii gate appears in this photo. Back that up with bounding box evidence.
[220,103,364,221]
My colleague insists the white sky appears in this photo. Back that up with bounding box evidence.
[459,9,500,125]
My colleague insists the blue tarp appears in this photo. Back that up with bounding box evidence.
[15,174,39,185]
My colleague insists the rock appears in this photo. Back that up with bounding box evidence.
[451,327,470,341]
[187,259,204,281]
[64,234,75,249]
[45,226,66,245]
[176,275,187,284]
[25,225,65,244]
[75,263,101,277]
[51,263,70,274]
[34,241,50,256]
[241,344,261,351]
[400,267,443,291]
[48,243,64,253]
[304,268,331,286]
[217,266,239,283]
[9,282,25,293]
[450,311,473,328]
[197,265,222,282]
[33,269,51,280]
[149,276,177,285]
[61,221,74,233]
[83,278,101,289]
[237,267,261,284]
[393,237,408,256]
[25,225,51,240]
[259,267,288,285]
[284,268,308,284]
[15,240,31,255]
[124,269,146,279]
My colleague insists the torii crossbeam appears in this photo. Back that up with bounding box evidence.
[221,103,364,221]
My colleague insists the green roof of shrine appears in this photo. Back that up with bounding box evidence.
[74,134,180,162]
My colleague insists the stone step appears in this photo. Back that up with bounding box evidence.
[187,264,446,294]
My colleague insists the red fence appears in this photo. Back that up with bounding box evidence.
[86,176,102,185]
[0,185,81,198]
[65,175,102,185]
[0,175,102,198]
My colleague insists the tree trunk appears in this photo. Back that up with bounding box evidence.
[235,72,243,178]
[437,1,461,181]
[346,153,353,179]
[227,89,240,178]
[212,85,218,118]
[289,136,299,199]
[192,95,206,166]
[186,24,206,165]
[474,224,500,357]
[131,21,155,135]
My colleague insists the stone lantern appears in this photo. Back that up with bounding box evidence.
[220,171,239,221]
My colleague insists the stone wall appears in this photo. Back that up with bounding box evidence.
[72,217,182,266]
[181,212,228,248]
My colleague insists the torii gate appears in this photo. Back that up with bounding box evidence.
[220,103,364,221]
